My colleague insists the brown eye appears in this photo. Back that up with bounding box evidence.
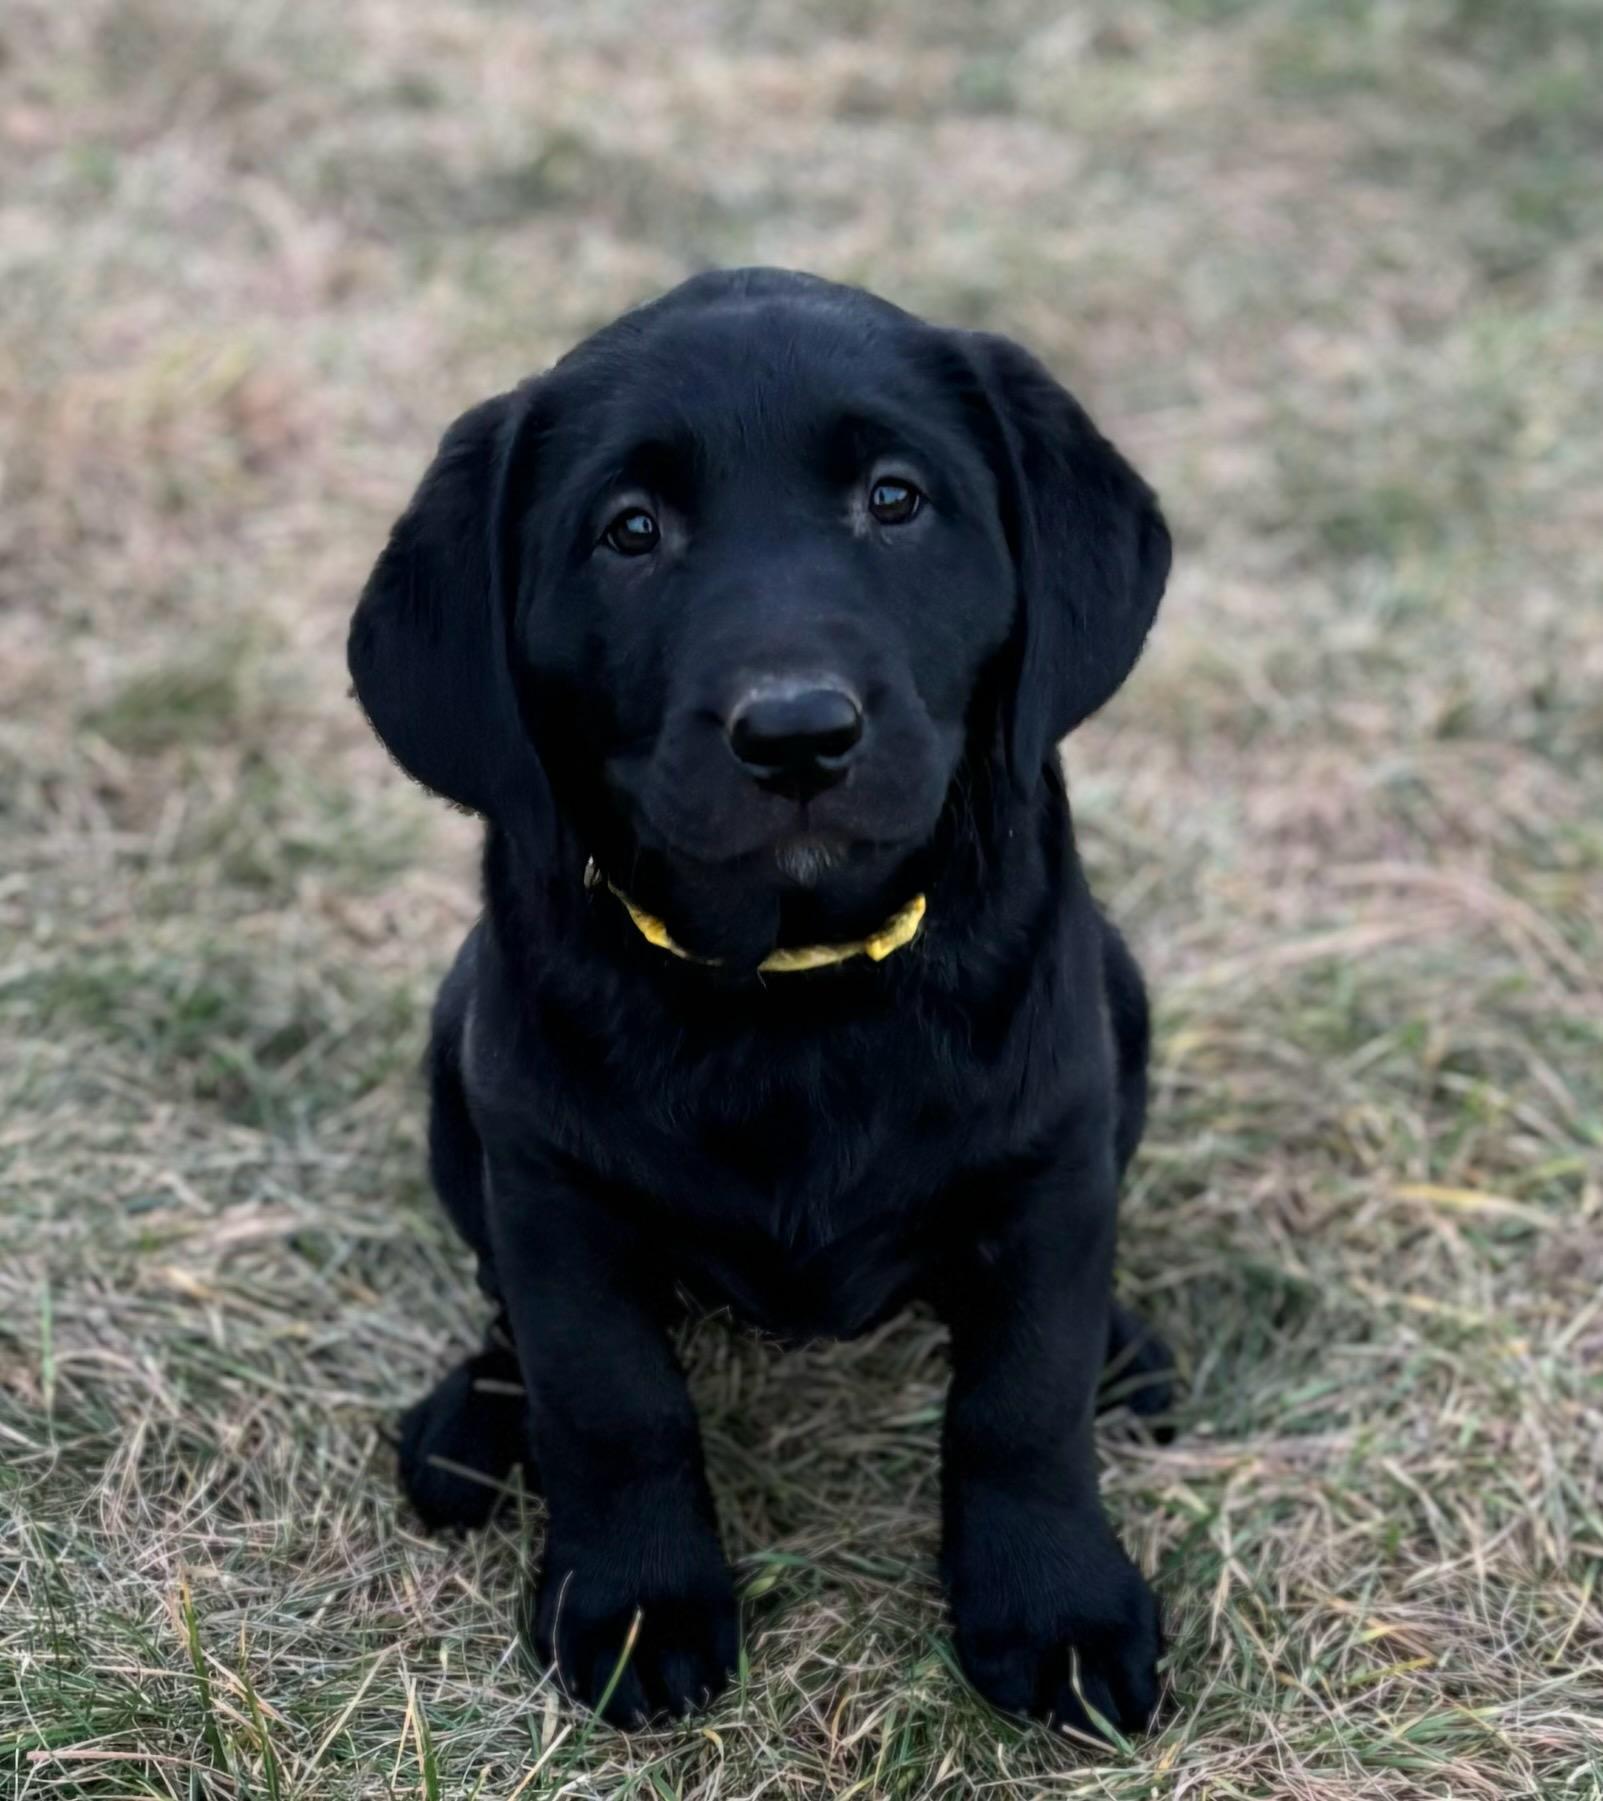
[868,477,922,525]
[604,507,660,556]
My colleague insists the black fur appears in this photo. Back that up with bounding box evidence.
[350,269,1174,1730]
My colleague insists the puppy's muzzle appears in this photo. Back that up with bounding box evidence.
[726,678,863,800]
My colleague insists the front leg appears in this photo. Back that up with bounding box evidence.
[938,1146,1162,1735]
[486,1153,737,1725]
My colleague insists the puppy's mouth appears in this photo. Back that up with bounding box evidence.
[633,797,885,881]
[611,760,894,871]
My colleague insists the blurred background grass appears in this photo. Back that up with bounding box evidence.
[2,2,1601,1796]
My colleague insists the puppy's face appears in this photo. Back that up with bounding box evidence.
[350,269,1170,966]
[516,295,1013,897]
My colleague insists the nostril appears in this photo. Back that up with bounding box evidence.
[728,683,864,775]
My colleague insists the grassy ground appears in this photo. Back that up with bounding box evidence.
[3,1,1601,1795]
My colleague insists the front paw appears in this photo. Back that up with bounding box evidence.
[945,1495,1162,1737]
[528,1510,738,1726]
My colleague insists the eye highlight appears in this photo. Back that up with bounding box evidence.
[868,477,923,526]
[602,507,660,557]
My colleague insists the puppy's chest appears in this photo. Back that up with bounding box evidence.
[542,983,1040,1336]
[656,1075,972,1339]
[684,1045,962,1195]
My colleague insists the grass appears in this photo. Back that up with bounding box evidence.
[2,0,1601,1794]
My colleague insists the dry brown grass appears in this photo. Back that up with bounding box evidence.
[3,1,1601,1795]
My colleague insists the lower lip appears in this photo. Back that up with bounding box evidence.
[775,836,848,881]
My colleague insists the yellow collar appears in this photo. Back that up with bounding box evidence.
[586,861,926,974]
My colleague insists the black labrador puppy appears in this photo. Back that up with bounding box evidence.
[349,268,1174,1733]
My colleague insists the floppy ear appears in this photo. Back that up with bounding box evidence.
[347,387,546,826]
[966,333,1171,790]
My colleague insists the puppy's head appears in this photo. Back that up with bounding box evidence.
[350,269,1169,964]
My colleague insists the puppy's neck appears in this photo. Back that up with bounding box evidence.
[487,752,1070,993]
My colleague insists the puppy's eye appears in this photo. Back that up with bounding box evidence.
[868,478,922,525]
[603,507,660,556]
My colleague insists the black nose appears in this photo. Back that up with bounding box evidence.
[728,681,864,792]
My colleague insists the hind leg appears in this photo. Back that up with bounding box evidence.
[1097,919,1178,1436]
[399,937,536,1531]
[1100,1300,1177,1437]
[1102,917,1151,1181]
[398,1318,535,1531]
